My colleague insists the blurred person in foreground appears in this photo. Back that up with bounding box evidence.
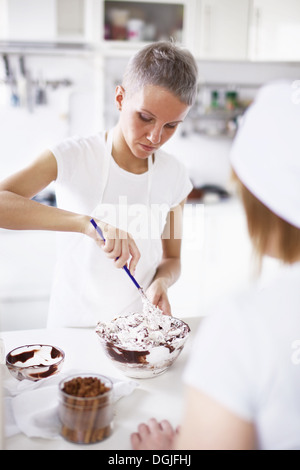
[131,81,300,450]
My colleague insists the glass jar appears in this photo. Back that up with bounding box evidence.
[58,374,113,444]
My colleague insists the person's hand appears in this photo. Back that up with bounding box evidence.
[85,218,140,274]
[131,418,178,450]
[146,279,171,315]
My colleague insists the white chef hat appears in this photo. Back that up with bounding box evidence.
[230,80,300,229]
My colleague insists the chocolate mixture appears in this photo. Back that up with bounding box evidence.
[105,342,150,364]
[7,345,61,365]
[6,345,64,381]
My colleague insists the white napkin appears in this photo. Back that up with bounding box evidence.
[4,369,138,439]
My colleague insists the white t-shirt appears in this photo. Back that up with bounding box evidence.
[183,261,300,450]
[47,131,193,327]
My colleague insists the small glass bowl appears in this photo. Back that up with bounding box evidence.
[6,344,65,381]
[58,374,114,444]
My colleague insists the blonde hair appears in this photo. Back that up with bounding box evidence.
[232,170,300,265]
[122,41,198,106]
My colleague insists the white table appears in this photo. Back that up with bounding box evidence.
[1,317,201,450]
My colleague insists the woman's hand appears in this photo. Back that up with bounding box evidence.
[146,278,171,316]
[84,218,140,275]
[131,418,179,450]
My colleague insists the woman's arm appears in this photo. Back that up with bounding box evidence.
[0,150,140,273]
[131,386,256,450]
[146,199,185,315]
[175,386,256,450]
[0,150,88,232]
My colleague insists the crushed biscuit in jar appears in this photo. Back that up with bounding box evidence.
[58,374,113,444]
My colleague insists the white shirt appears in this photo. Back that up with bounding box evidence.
[183,261,300,450]
[47,130,192,327]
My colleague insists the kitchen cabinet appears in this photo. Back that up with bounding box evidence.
[1,0,56,42]
[103,0,184,42]
[57,0,85,38]
[57,0,97,43]
[2,0,300,61]
[0,0,94,44]
[101,0,300,62]
[100,0,196,57]
[101,0,251,60]
[196,0,250,61]
[249,0,300,61]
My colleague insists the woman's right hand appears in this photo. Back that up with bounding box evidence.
[84,218,141,275]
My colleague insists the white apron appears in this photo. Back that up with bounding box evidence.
[48,129,166,327]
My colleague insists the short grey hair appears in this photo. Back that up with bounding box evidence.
[122,41,198,106]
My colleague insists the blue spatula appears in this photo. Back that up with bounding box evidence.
[90,218,149,302]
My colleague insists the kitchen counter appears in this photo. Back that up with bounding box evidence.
[1,316,201,450]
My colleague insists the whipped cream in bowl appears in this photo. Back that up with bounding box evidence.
[6,344,65,381]
[95,311,190,379]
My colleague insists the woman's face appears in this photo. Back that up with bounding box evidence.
[115,84,190,159]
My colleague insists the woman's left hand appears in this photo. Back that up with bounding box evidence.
[146,279,171,316]
[131,418,178,450]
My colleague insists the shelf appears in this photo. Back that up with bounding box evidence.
[0,40,95,57]
[199,81,261,89]
[193,131,236,139]
[199,108,246,120]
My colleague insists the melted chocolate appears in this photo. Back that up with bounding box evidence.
[105,342,150,364]
[7,345,62,367]
[29,363,59,379]
[164,343,176,353]
[51,346,61,359]
[7,349,37,365]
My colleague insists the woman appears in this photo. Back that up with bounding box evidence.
[131,81,300,450]
[0,41,198,327]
